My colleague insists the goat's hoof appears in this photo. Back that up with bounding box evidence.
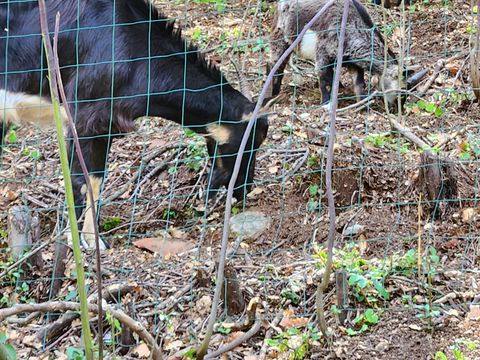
[321,102,332,111]
[80,233,109,251]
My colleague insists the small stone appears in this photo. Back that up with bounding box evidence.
[230,211,271,240]
[375,340,389,352]
[342,224,365,237]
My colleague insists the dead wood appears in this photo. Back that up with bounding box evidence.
[418,152,458,218]
[38,283,141,342]
[204,298,263,359]
[221,263,245,316]
[335,270,348,325]
[0,301,162,360]
[8,206,33,259]
[49,238,70,301]
[389,117,431,150]
[259,309,283,360]
[417,59,445,97]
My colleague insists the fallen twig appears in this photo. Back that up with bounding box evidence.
[282,148,309,182]
[259,309,283,360]
[389,117,430,150]
[436,125,475,150]
[204,298,263,359]
[103,142,182,204]
[0,301,162,360]
[417,59,445,97]
[37,282,141,343]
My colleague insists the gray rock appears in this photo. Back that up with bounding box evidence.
[230,211,271,240]
[375,340,389,352]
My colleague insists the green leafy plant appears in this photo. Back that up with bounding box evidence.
[346,308,380,336]
[162,209,177,220]
[101,217,122,232]
[307,183,320,212]
[21,147,42,161]
[6,129,17,144]
[105,311,122,356]
[364,134,388,148]
[413,99,444,118]
[185,132,207,172]
[0,332,17,360]
[66,346,85,360]
[265,325,321,360]
[281,288,301,305]
[193,0,226,12]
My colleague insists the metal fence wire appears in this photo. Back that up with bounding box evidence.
[1,0,480,359]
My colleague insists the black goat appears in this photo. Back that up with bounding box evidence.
[267,0,423,106]
[0,0,269,248]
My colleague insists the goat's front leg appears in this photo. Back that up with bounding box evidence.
[69,136,111,250]
[352,66,366,102]
[267,28,291,97]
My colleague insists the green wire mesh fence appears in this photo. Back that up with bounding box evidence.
[1,0,480,358]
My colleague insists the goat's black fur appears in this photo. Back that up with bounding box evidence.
[1,0,268,246]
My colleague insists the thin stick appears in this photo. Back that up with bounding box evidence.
[196,1,337,358]
[417,193,422,280]
[204,314,262,359]
[315,0,349,338]
[51,14,104,358]
[0,301,162,360]
[37,2,94,358]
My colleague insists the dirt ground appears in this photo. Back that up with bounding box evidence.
[1,0,480,359]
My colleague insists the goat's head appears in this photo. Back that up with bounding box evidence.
[380,64,427,110]
[206,112,269,200]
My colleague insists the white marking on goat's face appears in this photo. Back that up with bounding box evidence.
[380,66,405,104]
[81,175,103,248]
[206,124,230,145]
[299,30,318,61]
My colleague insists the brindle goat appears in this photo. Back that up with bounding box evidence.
[0,0,269,248]
[267,0,421,106]
[372,0,413,8]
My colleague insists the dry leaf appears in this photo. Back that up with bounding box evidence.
[132,343,150,358]
[6,190,18,202]
[408,324,422,331]
[279,309,309,329]
[467,305,480,321]
[164,339,183,351]
[133,237,193,257]
[462,208,478,223]
[358,233,368,254]
[268,165,279,174]
[227,331,246,343]
[247,187,264,198]
[147,138,167,151]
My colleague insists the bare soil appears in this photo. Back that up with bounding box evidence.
[1,0,480,359]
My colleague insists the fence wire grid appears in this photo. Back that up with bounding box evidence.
[1,0,480,359]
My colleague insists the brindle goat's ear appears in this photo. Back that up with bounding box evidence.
[406,68,429,90]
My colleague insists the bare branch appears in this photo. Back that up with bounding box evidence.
[315,0,349,337]
[196,1,337,357]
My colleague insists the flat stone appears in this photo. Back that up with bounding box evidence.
[375,340,389,352]
[230,211,271,240]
